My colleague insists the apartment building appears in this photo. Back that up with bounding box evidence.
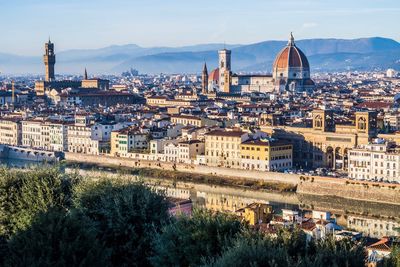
[348,141,400,182]
[21,119,45,149]
[0,118,21,146]
[171,115,220,127]
[240,139,293,171]
[383,113,400,132]
[67,116,99,155]
[48,121,69,152]
[164,141,179,162]
[205,130,249,168]
[178,140,205,164]
[110,126,149,157]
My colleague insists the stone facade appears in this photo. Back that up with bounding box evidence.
[261,110,378,170]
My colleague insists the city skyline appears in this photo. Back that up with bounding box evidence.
[0,0,399,55]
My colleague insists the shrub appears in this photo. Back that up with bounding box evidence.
[74,179,170,267]
[0,167,80,238]
[151,209,244,267]
[5,209,109,267]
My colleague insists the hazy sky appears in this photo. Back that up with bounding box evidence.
[1,0,399,55]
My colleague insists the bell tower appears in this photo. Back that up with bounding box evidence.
[356,111,377,136]
[201,62,208,94]
[218,48,231,91]
[44,38,56,82]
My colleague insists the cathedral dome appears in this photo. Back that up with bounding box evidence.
[209,68,219,82]
[273,33,309,70]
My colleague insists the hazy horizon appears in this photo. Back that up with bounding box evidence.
[0,0,399,56]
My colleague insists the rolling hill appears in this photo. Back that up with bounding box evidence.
[0,37,399,75]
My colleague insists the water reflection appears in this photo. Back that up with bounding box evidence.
[152,181,400,238]
[1,158,399,238]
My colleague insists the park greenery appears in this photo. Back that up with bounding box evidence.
[0,167,398,267]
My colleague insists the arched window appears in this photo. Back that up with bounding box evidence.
[358,117,367,130]
[314,115,323,128]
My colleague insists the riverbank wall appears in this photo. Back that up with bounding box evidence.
[64,152,299,185]
[0,145,62,162]
[64,152,400,206]
[297,176,400,206]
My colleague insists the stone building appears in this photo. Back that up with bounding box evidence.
[272,33,315,93]
[261,110,378,169]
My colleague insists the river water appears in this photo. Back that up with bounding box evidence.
[1,158,399,238]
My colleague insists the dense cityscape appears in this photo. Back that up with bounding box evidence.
[1,1,400,266]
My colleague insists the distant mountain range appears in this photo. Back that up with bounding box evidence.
[1,37,399,75]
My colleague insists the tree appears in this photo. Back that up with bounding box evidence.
[300,237,365,267]
[205,229,366,267]
[382,246,400,267]
[205,232,291,267]
[5,209,109,267]
[74,179,169,267]
[0,168,80,238]
[151,209,244,267]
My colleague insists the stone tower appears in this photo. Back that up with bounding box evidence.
[201,63,208,94]
[312,109,334,132]
[43,38,56,82]
[218,48,231,91]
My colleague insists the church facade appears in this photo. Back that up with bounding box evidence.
[201,33,315,95]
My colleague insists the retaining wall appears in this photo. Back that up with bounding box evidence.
[64,152,300,185]
[64,152,400,205]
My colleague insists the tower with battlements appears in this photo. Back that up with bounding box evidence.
[43,39,56,82]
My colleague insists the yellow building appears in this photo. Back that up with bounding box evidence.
[0,118,21,146]
[240,139,292,171]
[236,203,273,226]
[171,115,221,127]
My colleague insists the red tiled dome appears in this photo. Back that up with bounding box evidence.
[273,34,309,70]
[209,68,219,82]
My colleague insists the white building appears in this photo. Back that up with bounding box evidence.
[48,121,69,152]
[348,141,400,182]
[67,116,99,155]
[178,140,205,164]
[386,68,397,78]
[21,119,45,149]
[164,141,179,162]
[383,113,400,132]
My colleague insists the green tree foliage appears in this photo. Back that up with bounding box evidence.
[0,168,370,267]
[74,179,170,267]
[382,246,400,267]
[205,232,291,267]
[151,209,244,267]
[302,237,365,267]
[5,209,109,267]
[0,168,80,238]
[206,229,365,267]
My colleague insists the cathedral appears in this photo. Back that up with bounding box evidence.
[201,33,315,95]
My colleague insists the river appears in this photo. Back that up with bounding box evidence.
[1,158,399,238]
